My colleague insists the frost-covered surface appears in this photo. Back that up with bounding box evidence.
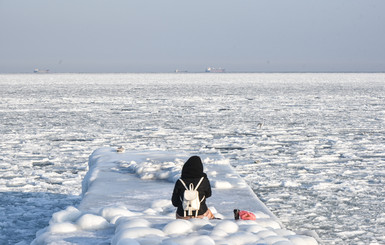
[0,73,384,244]
[32,148,319,244]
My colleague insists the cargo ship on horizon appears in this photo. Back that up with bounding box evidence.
[205,67,225,73]
[33,68,50,73]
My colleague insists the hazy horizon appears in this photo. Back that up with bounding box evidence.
[1,0,384,73]
[2,71,385,75]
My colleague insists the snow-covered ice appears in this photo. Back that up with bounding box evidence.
[0,73,384,244]
[32,148,319,244]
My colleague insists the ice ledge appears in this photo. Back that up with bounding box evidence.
[32,147,320,245]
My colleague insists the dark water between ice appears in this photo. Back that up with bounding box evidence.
[0,73,384,244]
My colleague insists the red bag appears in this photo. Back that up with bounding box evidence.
[239,210,256,220]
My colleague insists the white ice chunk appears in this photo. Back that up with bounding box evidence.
[115,238,141,245]
[112,227,165,244]
[163,219,193,235]
[76,213,110,231]
[48,222,78,234]
[272,241,294,245]
[162,235,215,245]
[274,228,296,236]
[213,220,238,234]
[210,228,228,238]
[225,232,260,245]
[189,218,212,229]
[100,206,135,222]
[255,218,282,229]
[213,180,233,189]
[287,235,318,245]
[115,218,151,234]
[244,224,268,233]
[263,235,290,244]
[256,229,278,238]
[50,206,82,224]
[193,236,215,245]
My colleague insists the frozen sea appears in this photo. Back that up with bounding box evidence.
[0,73,384,244]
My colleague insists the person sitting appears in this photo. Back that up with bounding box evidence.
[171,156,215,219]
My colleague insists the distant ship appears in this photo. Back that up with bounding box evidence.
[175,69,188,73]
[205,67,225,73]
[34,69,49,73]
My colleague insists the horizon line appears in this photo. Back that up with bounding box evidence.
[1,71,385,75]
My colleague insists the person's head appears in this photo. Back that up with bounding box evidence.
[181,156,206,179]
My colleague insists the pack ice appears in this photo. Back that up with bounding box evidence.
[32,147,319,245]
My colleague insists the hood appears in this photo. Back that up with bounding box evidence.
[181,156,206,179]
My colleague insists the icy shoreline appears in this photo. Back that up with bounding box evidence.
[32,147,319,244]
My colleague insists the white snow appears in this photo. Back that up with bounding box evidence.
[32,148,319,244]
[1,73,384,244]
[212,180,233,189]
[76,213,110,231]
[163,220,193,235]
[213,220,239,233]
[100,207,136,222]
[48,222,78,234]
[50,206,82,224]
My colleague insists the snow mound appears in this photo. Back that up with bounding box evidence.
[48,222,78,234]
[33,148,320,244]
[110,210,318,245]
[163,219,193,235]
[76,213,110,231]
[115,218,151,233]
[100,206,135,222]
[50,206,82,224]
[213,220,239,233]
[113,226,165,242]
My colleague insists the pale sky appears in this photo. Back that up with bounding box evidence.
[1,0,384,73]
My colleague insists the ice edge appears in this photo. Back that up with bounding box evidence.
[32,147,320,245]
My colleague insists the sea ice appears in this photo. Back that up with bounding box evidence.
[163,220,193,235]
[3,73,384,244]
[76,213,110,231]
[50,206,81,224]
[48,222,78,234]
[32,148,319,245]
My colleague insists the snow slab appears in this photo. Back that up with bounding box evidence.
[32,147,319,245]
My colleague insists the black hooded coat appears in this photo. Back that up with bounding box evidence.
[171,156,212,216]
